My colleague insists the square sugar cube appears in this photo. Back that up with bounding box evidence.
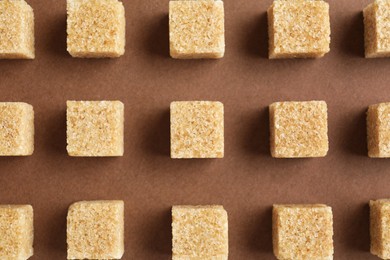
[66,101,124,157]
[367,103,390,157]
[0,102,34,156]
[267,0,331,59]
[172,205,228,259]
[67,0,126,58]
[169,0,225,59]
[364,0,390,58]
[67,200,124,260]
[269,101,329,158]
[0,205,33,260]
[273,204,334,260]
[370,199,390,259]
[0,0,34,59]
[170,101,224,159]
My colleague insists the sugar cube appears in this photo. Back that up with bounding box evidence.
[367,103,390,157]
[370,199,390,259]
[67,200,124,259]
[172,205,228,259]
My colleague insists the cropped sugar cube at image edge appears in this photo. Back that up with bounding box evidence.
[172,205,228,259]
[0,0,34,59]
[66,0,126,58]
[67,200,124,259]
[169,0,225,59]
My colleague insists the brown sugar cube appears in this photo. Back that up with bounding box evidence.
[364,0,390,58]
[169,0,225,59]
[370,199,390,259]
[0,205,33,260]
[170,101,224,159]
[67,200,124,260]
[273,204,334,260]
[269,101,329,158]
[67,0,125,58]
[0,102,34,156]
[0,0,34,59]
[172,205,228,259]
[66,101,124,157]
[267,0,331,59]
[367,103,390,157]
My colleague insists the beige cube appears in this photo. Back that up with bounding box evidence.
[367,103,390,157]
[66,101,124,157]
[269,101,329,158]
[67,0,125,58]
[0,0,34,59]
[172,205,228,259]
[169,0,225,59]
[170,101,224,158]
[273,204,334,260]
[364,0,390,58]
[0,205,33,260]
[268,0,331,59]
[0,102,34,156]
[370,199,390,259]
[67,200,124,260]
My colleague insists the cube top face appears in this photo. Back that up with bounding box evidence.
[0,102,34,156]
[172,205,228,259]
[364,0,390,58]
[0,205,33,260]
[169,0,225,59]
[67,0,125,58]
[170,101,224,159]
[0,0,34,59]
[270,101,328,158]
[370,199,390,259]
[268,0,330,59]
[273,204,334,260]
[367,103,390,157]
[66,100,124,157]
[67,200,124,260]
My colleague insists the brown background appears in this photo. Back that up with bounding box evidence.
[0,0,389,259]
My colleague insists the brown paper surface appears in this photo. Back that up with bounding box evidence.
[0,0,388,259]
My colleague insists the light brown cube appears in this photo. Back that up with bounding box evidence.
[172,205,228,259]
[364,0,390,58]
[370,199,390,259]
[273,204,334,260]
[0,102,34,156]
[170,101,224,159]
[0,205,33,260]
[0,0,34,59]
[169,0,225,59]
[67,200,124,260]
[66,101,124,157]
[67,0,125,58]
[367,103,390,157]
[268,0,331,59]
[269,101,329,158]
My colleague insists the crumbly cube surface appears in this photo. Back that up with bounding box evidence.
[0,102,34,156]
[367,103,390,157]
[169,0,225,59]
[67,200,124,260]
[0,205,33,260]
[364,0,390,58]
[268,0,330,59]
[273,204,334,260]
[269,101,328,158]
[0,0,34,59]
[172,205,228,259]
[67,0,125,58]
[170,101,224,158]
[66,101,124,157]
[370,199,390,259]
